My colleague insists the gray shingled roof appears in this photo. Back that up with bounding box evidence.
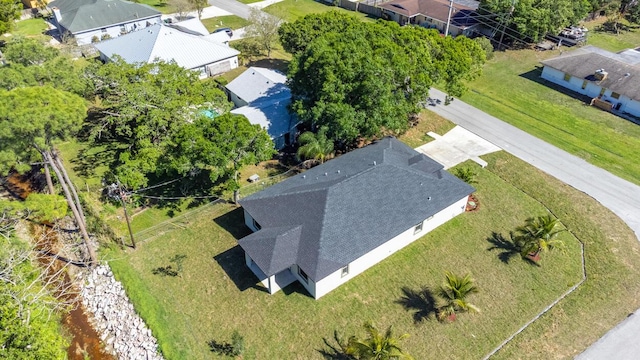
[541,45,640,101]
[379,0,477,26]
[49,0,160,33]
[238,137,474,282]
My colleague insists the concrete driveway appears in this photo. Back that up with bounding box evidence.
[415,125,501,169]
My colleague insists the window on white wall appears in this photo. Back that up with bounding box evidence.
[582,80,588,89]
[298,267,309,283]
[611,92,620,99]
[563,73,571,81]
[341,265,349,278]
[414,221,424,234]
[252,218,261,230]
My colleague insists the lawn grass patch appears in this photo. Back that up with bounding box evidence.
[584,18,640,52]
[264,0,370,22]
[12,18,48,38]
[135,0,175,14]
[483,152,640,359]
[104,156,587,359]
[461,47,640,185]
[201,16,251,32]
[398,109,456,149]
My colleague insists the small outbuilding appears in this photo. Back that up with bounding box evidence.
[238,137,474,299]
[226,67,298,149]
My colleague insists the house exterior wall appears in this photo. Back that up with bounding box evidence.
[541,66,640,117]
[313,195,469,299]
[204,56,239,78]
[63,15,162,45]
[244,209,260,232]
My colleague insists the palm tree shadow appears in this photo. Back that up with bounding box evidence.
[486,232,540,266]
[395,286,438,323]
[317,330,354,360]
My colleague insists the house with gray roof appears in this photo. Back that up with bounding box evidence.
[49,0,162,45]
[238,137,474,299]
[541,45,640,118]
[226,67,298,149]
[94,23,240,78]
[379,0,479,37]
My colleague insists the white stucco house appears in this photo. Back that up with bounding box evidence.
[94,23,240,78]
[48,0,162,45]
[226,67,298,149]
[379,0,479,37]
[541,45,640,118]
[237,137,474,299]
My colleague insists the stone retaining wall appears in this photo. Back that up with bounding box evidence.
[80,264,164,360]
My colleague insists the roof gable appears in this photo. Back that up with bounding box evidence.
[50,0,160,33]
[379,0,477,24]
[226,67,289,104]
[94,24,240,69]
[239,137,474,281]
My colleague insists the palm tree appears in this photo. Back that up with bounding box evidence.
[515,215,565,261]
[437,271,480,322]
[296,128,334,165]
[345,322,414,360]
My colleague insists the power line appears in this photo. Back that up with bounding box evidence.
[133,194,220,200]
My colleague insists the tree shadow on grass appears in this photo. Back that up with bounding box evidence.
[317,330,354,360]
[486,232,540,266]
[248,58,289,73]
[395,286,438,323]
[519,68,593,104]
[213,245,268,293]
[213,207,252,240]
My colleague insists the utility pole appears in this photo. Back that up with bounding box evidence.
[444,0,454,36]
[115,180,136,249]
[498,0,516,50]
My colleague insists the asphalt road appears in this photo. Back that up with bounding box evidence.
[428,88,640,239]
[210,0,267,19]
[427,88,640,359]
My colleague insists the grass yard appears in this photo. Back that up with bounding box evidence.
[12,18,48,38]
[460,47,640,185]
[201,16,251,33]
[484,152,640,359]
[398,109,457,149]
[135,0,175,14]
[264,0,371,22]
[103,154,594,359]
[583,18,640,52]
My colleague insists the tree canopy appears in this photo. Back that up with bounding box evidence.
[282,12,485,145]
[0,85,87,175]
[0,0,21,35]
[86,59,274,189]
[478,0,590,42]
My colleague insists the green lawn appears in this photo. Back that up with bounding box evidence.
[103,154,593,359]
[135,0,176,14]
[201,16,251,32]
[584,18,640,52]
[264,0,371,22]
[484,152,640,359]
[460,47,640,185]
[397,109,457,149]
[12,18,48,38]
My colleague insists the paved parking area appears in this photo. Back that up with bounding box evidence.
[415,125,501,169]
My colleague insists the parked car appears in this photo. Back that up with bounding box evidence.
[212,27,233,37]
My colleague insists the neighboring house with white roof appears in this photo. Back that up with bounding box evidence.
[541,45,640,118]
[238,137,474,299]
[48,0,162,45]
[94,23,240,78]
[226,67,298,149]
